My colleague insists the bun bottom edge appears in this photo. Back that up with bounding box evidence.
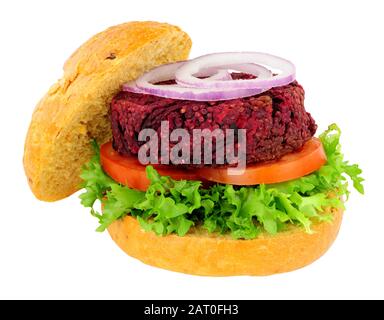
[108,208,343,276]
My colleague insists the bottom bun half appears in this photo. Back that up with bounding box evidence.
[108,208,343,276]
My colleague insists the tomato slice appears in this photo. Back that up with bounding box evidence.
[196,138,327,185]
[100,142,201,191]
[101,138,327,190]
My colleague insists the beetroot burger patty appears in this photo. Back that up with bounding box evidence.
[111,80,317,167]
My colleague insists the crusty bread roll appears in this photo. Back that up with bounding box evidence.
[24,21,192,201]
[108,208,343,276]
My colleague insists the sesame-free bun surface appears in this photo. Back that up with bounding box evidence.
[24,21,192,201]
[108,207,343,276]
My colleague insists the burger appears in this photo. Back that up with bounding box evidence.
[24,21,363,276]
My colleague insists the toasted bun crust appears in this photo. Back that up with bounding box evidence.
[24,22,192,201]
[108,208,343,276]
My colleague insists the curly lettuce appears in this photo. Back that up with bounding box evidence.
[79,124,364,239]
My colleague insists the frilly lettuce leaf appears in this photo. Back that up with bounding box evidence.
[79,124,364,239]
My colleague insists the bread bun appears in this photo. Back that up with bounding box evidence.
[108,207,343,276]
[24,21,192,201]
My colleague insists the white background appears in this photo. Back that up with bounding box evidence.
[0,0,382,300]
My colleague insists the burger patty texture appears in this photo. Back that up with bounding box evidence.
[111,76,317,167]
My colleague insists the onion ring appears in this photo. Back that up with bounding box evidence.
[175,52,295,89]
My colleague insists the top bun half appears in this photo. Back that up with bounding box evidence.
[24,21,192,201]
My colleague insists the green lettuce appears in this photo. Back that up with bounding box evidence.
[79,124,364,239]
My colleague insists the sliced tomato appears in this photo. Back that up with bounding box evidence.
[101,138,327,190]
[196,138,327,185]
[100,142,200,191]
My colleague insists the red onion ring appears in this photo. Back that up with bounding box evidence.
[123,80,267,101]
[124,61,268,101]
[121,53,295,101]
[175,52,295,89]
